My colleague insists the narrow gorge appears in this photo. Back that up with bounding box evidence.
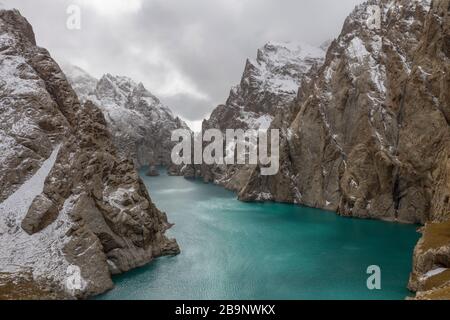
[0,0,449,301]
[185,0,450,299]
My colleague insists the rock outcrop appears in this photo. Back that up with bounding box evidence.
[403,0,450,299]
[63,65,191,171]
[238,0,450,298]
[191,41,326,190]
[241,0,433,220]
[0,9,179,299]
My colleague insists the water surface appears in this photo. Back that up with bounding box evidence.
[99,167,420,300]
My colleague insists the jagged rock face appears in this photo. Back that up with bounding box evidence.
[195,42,326,189]
[240,0,434,222]
[0,13,70,203]
[0,10,179,299]
[404,0,450,299]
[64,66,190,170]
[62,65,97,101]
[206,42,325,132]
[240,0,450,298]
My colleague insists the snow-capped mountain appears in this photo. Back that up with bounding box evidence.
[241,0,432,219]
[0,10,178,299]
[63,66,190,171]
[206,41,326,132]
[239,0,450,298]
[62,64,97,100]
[188,41,326,189]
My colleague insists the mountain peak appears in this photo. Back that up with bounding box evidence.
[63,65,190,168]
[0,9,178,299]
[240,40,325,109]
[0,9,36,46]
[258,41,326,64]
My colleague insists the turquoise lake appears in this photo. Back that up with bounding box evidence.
[98,168,421,300]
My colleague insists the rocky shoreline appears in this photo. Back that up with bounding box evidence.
[0,9,179,299]
[184,0,450,299]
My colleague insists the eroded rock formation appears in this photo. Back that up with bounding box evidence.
[0,9,179,299]
[190,41,326,191]
[63,65,191,171]
[238,0,450,298]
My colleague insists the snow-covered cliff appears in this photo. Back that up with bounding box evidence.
[64,66,190,171]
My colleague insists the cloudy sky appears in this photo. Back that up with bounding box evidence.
[2,0,363,131]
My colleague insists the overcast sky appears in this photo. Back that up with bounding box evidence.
[2,0,363,131]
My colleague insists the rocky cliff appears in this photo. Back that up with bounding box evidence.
[190,42,326,190]
[0,9,179,299]
[63,65,190,171]
[238,0,450,298]
[402,0,450,299]
[241,0,432,221]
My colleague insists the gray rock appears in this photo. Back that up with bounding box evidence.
[190,41,326,191]
[0,9,179,300]
[21,195,58,235]
[63,65,192,173]
[240,0,450,299]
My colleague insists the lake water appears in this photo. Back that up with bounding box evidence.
[98,167,420,300]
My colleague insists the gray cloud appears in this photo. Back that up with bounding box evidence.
[2,0,364,125]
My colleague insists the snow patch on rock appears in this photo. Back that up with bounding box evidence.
[0,144,75,287]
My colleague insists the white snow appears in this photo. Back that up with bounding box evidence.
[317,105,345,156]
[346,37,386,95]
[0,144,61,221]
[63,69,190,152]
[398,51,411,74]
[421,268,448,281]
[0,144,76,288]
[286,128,295,141]
[349,178,359,189]
[347,37,370,63]
[324,65,335,82]
[256,192,272,201]
[225,140,236,158]
[0,55,47,96]
[418,66,432,80]
[0,130,19,165]
[248,41,325,96]
[11,118,39,137]
[62,64,98,99]
[104,186,136,211]
[292,185,303,203]
[370,64,387,94]
[239,111,274,131]
[254,114,274,130]
[0,33,15,47]
[416,0,431,12]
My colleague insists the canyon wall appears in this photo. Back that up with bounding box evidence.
[188,42,326,191]
[64,65,190,172]
[239,0,449,298]
[0,9,179,299]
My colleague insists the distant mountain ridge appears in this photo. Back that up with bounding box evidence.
[63,65,191,172]
[183,41,327,190]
